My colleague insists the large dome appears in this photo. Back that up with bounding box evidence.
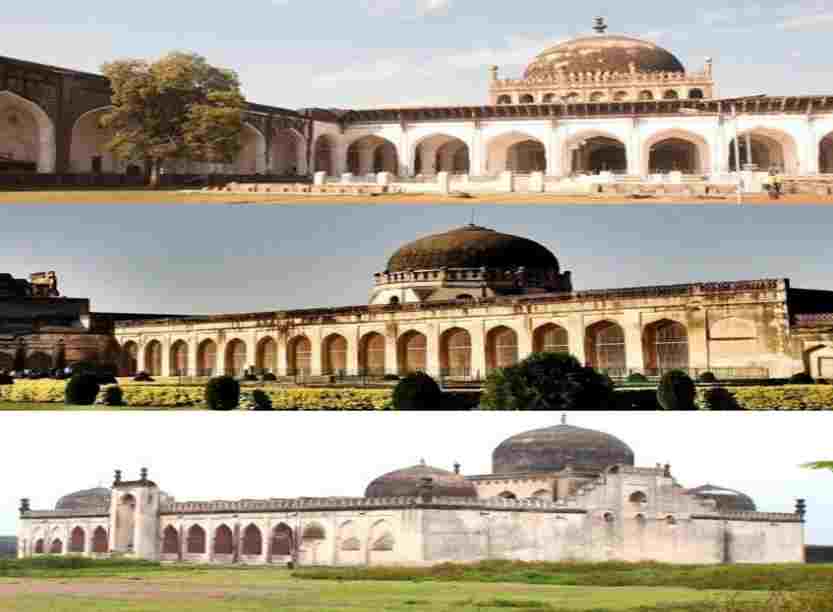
[55,487,111,511]
[365,461,478,499]
[525,34,685,79]
[493,422,635,474]
[386,225,560,273]
[688,484,757,513]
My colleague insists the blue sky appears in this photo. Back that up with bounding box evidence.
[3,1,833,108]
[1,204,832,314]
[2,411,831,543]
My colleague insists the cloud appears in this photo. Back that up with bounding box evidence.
[417,0,452,16]
[444,35,555,69]
[779,11,833,30]
[313,58,414,85]
[358,0,452,17]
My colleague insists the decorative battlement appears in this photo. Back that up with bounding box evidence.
[691,512,803,523]
[373,266,568,292]
[23,508,110,519]
[492,69,712,89]
[114,278,786,330]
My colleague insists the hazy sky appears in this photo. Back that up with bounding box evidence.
[1,204,832,315]
[1,411,830,543]
[3,1,833,108]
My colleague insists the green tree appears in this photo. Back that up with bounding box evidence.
[802,461,833,472]
[100,52,246,187]
[481,352,616,410]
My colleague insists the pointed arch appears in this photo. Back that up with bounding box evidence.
[728,127,799,174]
[242,524,262,556]
[359,331,386,376]
[0,90,56,172]
[486,326,519,372]
[162,525,180,554]
[586,320,626,375]
[271,523,294,557]
[236,122,267,174]
[288,335,312,376]
[69,526,85,553]
[214,524,233,555]
[397,330,427,375]
[346,135,398,175]
[34,538,45,554]
[121,341,139,377]
[92,526,108,553]
[440,327,472,378]
[224,338,247,377]
[272,127,306,175]
[69,106,120,173]
[322,333,348,375]
[144,340,162,376]
[170,340,189,376]
[644,129,711,175]
[50,538,63,554]
[256,336,277,374]
[412,133,470,174]
[197,339,217,377]
[533,323,569,355]
[643,319,689,374]
[313,134,335,175]
[564,130,627,175]
[486,131,546,174]
[368,519,395,559]
[187,524,206,554]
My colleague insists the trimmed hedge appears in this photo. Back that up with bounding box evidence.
[392,372,443,410]
[657,370,697,410]
[205,376,240,410]
[64,374,100,405]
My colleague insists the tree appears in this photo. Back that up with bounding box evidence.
[100,52,246,187]
[481,352,616,410]
[657,370,697,410]
[802,461,833,472]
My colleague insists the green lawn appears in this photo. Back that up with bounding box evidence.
[0,402,197,411]
[0,568,773,612]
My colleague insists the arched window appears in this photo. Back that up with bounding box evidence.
[197,339,217,377]
[590,91,606,102]
[498,491,517,500]
[586,321,626,375]
[122,341,138,377]
[272,524,294,556]
[360,332,386,377]
[441,328,472,378]
[688,89,704,99]
[497,94,512,105]
[92,527,108,553]
[257,337,277,374]
[34,538,45,554]
[302,524,326,541]
[663,90,679,100]
[162,526,179,554]
[187,525,206,554]
[639,90,654,101]
[225,339,247,377]
[487,326,519,371]
[50,539,63,554]
[398,331,427,374]
[242,524,262,556]
[170,340,188,377]
[613,91,629,101]
[323,334,348,375]
[69,527,85,553]
[214,525,233,555]
[534,324,569,354]
[519,94,534,104]
[542,93,556,103]
[650,320,689,372]
[289,336,312,376]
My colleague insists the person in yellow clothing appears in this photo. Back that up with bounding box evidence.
[765,168,783,199]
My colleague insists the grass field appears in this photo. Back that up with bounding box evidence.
[1,559,831,612]
[0,402,192,411]
[1,189,833,205]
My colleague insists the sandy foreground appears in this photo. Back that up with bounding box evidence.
[1,190,833,205]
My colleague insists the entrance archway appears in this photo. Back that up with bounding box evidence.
[288,336,312,376]
[92,527,108,553]
[487,132,546,174]
[69,527,85,553]
[440,327,472,378]
[346,135,398,175]
[224,339,247,377]
[729,128,798,173]
[271,523,294,558]
[242,524,263,556]
[187,525,206,554]
[272,128,305,175]
[69,107,120,173]
[486,326,519,371]
[256,337,277,374]
[114,494,136,552]
[197,339,217,377]
[162,526,179,554]
[359,332,386,376]
[413,134,470,174]
[0,90,56,173]
[313,135,335,175]
[214,525,233,555]
[170,340,188,376]
[533,323,569,354]
[645,130,709,175]
[144,340,162,376]
[568,133,627,174]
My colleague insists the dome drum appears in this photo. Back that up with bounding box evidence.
[365,462,478,499]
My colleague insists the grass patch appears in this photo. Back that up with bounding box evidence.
[292,560,833,591]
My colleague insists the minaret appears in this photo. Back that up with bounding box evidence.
[593,16,608,34]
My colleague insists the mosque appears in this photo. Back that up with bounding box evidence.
[4,223,833,381]
[16,419,807,565]
[3,18,833,192]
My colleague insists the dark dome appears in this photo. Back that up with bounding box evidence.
[493,423,634,474]
[525,34,685,79]
[386,225,560,273]
[365,461,478,499]
[688,484,757,513]
[55,487,111,511]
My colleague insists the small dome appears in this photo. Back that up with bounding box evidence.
[525,34,685,79]
[493,422,634,474]
[365,461,477,499]
[386,225,560,273]
[55,487,111,511]
[688,484,757,513]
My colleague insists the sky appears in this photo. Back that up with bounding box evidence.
[1,204,833,315]
[1,411,831,543]
[3,1,833,108]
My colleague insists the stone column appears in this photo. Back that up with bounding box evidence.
[385,326,399,376]
[686,309,709,371]
[469,121,483,177]
[347,329,360,376]
[518,319,533,361]
[805,118,818,175]
[178,524,184,562]
[627,118,642,176]
[470,322,486,382]
[397,124,410,177]
[499,171,514,192]
[426,323,441,379]
[567,314,586,365]
[277,333,288,377]
[310,328,323,377]
[437,171,450,194]
[247,330,258,373]
[266,522,273,564]
[623,311,644,373]
[188,334,199,377]
[233,523,240,564]
[85,526,93,556]
[215,338,226,377]
[161,337,172,377]
[547,121,562,177]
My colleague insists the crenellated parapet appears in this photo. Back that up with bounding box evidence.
[691,511,804,523]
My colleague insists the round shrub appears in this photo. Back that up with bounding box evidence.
[703,387,743,411]
[242,373,258,382]
[657,370,697,410]
[627,372,648,383]
[393,372,442,410]
[789,372,815,385]
[0,373,13,385]
[65,373,101,406]
[261,372,277,382]
[241,389,273,411]
[101,386,125,406]
[133,372,154,382]
[698,372,718,383]
[205,376,241,411]
[383,374,400,381]
[817,378,830,385]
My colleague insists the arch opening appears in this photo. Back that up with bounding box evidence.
[256,337,277,375]
[242,524,262,556]
[569,135,627,174]
[486,326,519,372]
[272,128,305,175]
[644,319,689,374]
[197,339,217,377]
[323,334,348,376]
[487,132,546,174]
[214,525,233,555]
[586,321,626,376]
[413,134,470,175]
[162,525,180,554]
[92,527,108,553]
[347,135,398,176]
[224,339,247,377]
[440,327,472,379]
[288,336,312,376]
[170,340,188,377]
[649,137,703,174]
[69,107,120,173]
[187,525,206,554]
[729,129,797,173]
[122,341,139,377]
[398,330,427,375]
[0,91,56,173]
[69,526,85,553]
[313,135,335,176]
[144,340,162,377]
[533,323,569,355]
[359,332,386,377]
[272,523,294,557]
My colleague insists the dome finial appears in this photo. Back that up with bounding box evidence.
[593,16,608,34]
